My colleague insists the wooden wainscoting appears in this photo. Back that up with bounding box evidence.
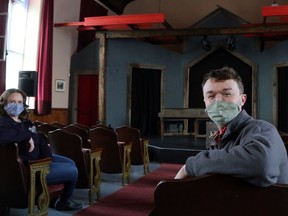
[27,108,69,125]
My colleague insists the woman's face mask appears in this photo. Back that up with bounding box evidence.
[4,103,25,116]
[205,100,240,128]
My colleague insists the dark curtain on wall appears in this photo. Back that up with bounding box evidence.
[0,0,9,93]
[35,0,53,114]
[131,68,161,136]
[277,67,288,133]
[78,0,107,51]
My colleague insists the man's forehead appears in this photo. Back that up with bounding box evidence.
[203,79,239,93]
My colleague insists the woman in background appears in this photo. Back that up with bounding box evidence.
[0,88,82,211]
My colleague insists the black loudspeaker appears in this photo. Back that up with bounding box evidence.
[18,71,38,97]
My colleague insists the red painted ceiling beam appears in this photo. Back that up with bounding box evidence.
[84,13,165,27]
[78,23,154,31]
[54,21,84,27]
[262,5,288,17]
[54,13,165,30]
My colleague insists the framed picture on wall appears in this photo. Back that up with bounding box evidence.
[55,79,65,92]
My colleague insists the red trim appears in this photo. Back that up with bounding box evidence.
[54,21,84,27]
[262,5,288,17]
[84,13,165,26]
[54,13,165,30]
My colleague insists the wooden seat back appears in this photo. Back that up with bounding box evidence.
[150,174,288,216]
[63,125,91,148]
[37,123,58,139]
[90,127,122,173]
[50,121,66,128]
[89,127,132,185]
[116,125,143,165]
[48,129,89,188]
[48,129,102,203]
[0,144,52,216]
[0,144,28,208]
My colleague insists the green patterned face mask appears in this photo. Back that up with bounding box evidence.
[205,100,240,127]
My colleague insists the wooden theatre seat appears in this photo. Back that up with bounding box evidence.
[0,144,57,216]
[91,123,114,131]
[89,127,132,185]
[37,123,58,140]
[33,121,44,128]
[48,129,102,203]
[149,174,288,216]
[116,125,150,174]
[63,124,91,148]
[72,123,90,131]
[50,121,66,128]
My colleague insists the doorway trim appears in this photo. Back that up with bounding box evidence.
[272,62,288,128]
[128,64,165,125]
[183,48,258,118]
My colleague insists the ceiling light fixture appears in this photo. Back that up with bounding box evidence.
[202,35,211,51]
[227,35,236,52]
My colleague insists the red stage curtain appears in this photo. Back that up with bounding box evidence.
[0,0,9,93]
[35,0,53,114]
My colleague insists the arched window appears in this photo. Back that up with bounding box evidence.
[6,0,28,89]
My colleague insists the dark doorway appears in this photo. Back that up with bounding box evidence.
[188,48,253,132]
[189,48,252,113]
[130,67,161,136]
[77,74,99,126]
[277,66,288,133]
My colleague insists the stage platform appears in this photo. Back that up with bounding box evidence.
[148,135,207,164]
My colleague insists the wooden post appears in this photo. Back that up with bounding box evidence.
[98,33,106,124]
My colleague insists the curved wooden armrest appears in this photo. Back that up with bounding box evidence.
[140,136,149,141]
[117,141,131,146]
[28,157,52,216]
[117,142,131,185]
[88,148,102,203]
[28,157,52,166]
[82,147,91,153]
[90,147,103,153]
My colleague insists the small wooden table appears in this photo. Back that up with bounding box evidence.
[158,108,209,139]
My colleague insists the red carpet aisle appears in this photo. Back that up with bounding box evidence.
[74,163,182,216]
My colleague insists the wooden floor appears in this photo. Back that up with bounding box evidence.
[148,135,207,164]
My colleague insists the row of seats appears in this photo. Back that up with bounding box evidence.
[0,122,150,216]
[41,122,149,194]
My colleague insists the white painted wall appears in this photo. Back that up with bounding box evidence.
[52,0,80,108]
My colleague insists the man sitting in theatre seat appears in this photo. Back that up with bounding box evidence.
[175,67,288,187]
[0,88,82,211]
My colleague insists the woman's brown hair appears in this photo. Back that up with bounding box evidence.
[0,88,29,117]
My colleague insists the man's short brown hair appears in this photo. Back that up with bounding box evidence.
[202,66,244,94]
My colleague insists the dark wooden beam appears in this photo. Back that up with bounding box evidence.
[95,23,288,38]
